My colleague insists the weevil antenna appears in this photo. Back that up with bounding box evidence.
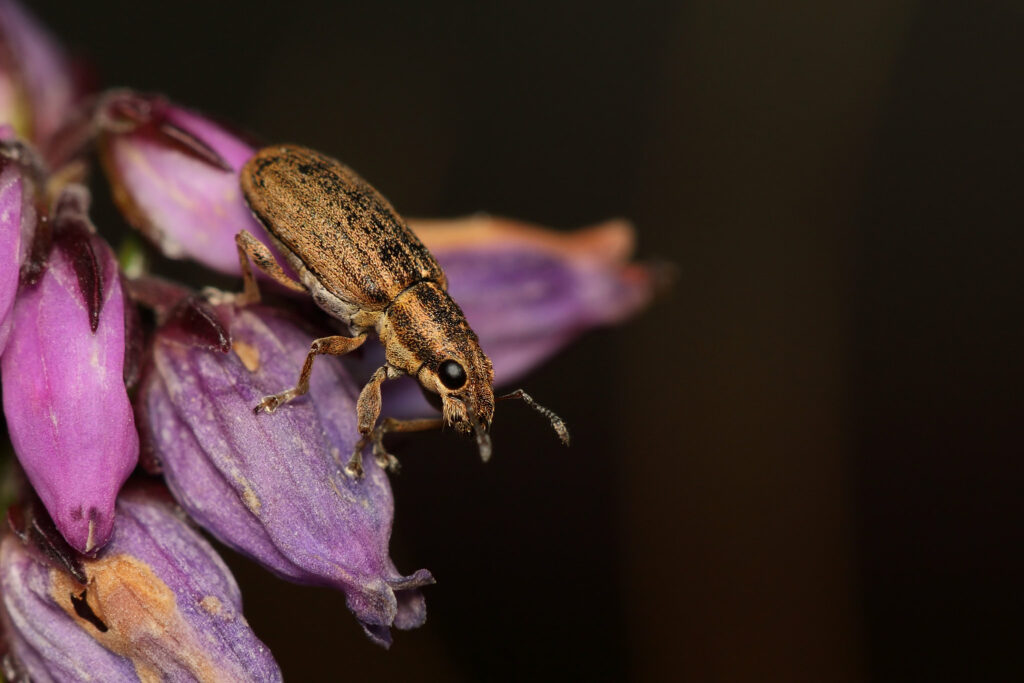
[496,389,570,446]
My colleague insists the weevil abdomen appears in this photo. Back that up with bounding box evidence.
[241,145,446,313]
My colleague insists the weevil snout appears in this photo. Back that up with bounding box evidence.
[417,360,495,462]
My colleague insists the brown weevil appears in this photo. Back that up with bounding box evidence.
[235,144,569,476]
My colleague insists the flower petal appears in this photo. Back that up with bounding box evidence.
[0,0,76,145]
[97,92,287,276]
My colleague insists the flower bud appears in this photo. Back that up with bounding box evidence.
[0,484,282,682]
[138,300,432,647]
[382,215,663,415]
[1,186,138,554]
[0,0,76,145]
[97,91,286,275]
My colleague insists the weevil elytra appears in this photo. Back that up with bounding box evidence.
[235,145,569,476]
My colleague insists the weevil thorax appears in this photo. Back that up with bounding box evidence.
[379,281,495,433]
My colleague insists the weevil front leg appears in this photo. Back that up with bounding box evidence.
[346,367,391,477]
[255,333,368,414]
[235,230,306,305]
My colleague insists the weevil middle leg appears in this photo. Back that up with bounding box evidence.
[255,333,368,414]
[235,230,305,305]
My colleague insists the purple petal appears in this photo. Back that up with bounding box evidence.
[1,228,138,554]
[139,304,432,646]
[381,216,660,417]
[0,484,282,681]
[98,92,287,275]
[0,0,75,145]
[0,155,23,354]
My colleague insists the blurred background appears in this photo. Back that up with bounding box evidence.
[31,0,1024,680]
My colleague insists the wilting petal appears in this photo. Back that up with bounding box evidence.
[1,190,138,554]
[0,484,282,682]
[97,91,287,275]
[381,215,661,416]
[0,0,75,144]
[138,301,432,647]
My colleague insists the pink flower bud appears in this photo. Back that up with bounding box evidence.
[1,187,139,554]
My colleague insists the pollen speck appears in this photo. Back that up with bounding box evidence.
[200,595,224,617]
[232,340,260,372]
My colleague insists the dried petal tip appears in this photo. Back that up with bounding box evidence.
[138,305,432,644]
[52,185,105,331]
[0,484,282,681]
[2,208,138,554]
[97,91,288,275]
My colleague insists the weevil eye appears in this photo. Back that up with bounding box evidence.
[438,360,467,390]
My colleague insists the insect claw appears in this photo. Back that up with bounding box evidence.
[371,428,402,473]
[254,394,282,414]
[345,447,365,478]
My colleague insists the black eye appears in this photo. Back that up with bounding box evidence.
[438,360,467,389]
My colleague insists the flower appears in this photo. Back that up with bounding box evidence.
[0,0,76,145]
[1,186,138,554]
[380,214,663,417]
[0,483,282,681]
[96,91,287,276]
[137,298,432,647]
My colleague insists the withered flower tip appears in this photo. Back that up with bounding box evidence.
[0,484,282,682]
[138,300,432,647]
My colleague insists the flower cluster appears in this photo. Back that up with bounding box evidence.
[0,0,661,678]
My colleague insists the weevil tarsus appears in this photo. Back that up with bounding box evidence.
[255,333,369,414]
[235,229,305,306]
[497,389,570,446]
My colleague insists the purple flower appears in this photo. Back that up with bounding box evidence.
[1,186,138,554]
[96,91,286,276]
[382,215,662,416]
[137,299,432,647]
[0,139,36,355]
[0,483,282,682]
[0,0,76,145]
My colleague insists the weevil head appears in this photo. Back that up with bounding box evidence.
[382,282,495,459]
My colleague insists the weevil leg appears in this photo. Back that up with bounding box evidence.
[255,333,368,414]
[369,417,445,473]
[235,230,306,305]
[346,366,391,478]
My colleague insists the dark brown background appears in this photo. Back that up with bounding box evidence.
[30,0,1024,680]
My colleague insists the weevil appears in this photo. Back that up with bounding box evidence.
[235,144,569,476]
